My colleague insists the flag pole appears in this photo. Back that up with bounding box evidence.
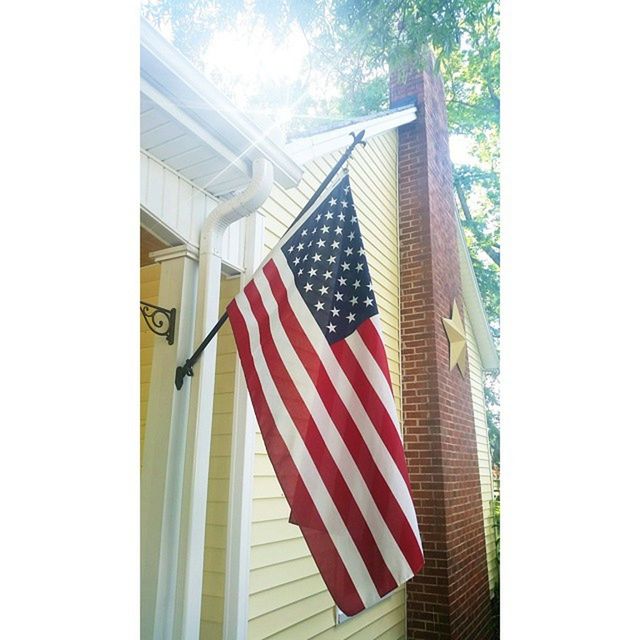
[175,129,366,390]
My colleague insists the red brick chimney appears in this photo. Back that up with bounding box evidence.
[391,58,494,639]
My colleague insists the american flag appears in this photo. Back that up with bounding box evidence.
[227,172,424,616]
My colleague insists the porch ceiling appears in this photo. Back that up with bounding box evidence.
[140,226,169,267]
[140,90,252,197]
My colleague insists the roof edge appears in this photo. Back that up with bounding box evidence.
[285,105,417,164]
[457,223,500,371]
[140,19,303,189]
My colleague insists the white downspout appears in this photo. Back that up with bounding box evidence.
[202,157,274,255]
[174,157,274,640]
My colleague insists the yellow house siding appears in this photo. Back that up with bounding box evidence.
[464,305,498,595]
[200,275,242,640]
[140,263,160,468]
[248,130,405,640]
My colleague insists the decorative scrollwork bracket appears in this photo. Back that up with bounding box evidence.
[140,301,176,345]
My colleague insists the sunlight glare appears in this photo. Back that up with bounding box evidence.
[203,15,308,106]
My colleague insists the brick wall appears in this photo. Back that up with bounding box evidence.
[391,59,494,640]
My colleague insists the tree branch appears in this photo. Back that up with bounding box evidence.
[485,78,500,112]
[454,180,501,266]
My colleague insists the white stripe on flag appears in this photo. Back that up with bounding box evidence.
[233,290,381,608]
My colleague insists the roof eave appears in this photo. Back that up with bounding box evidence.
[286,105,418,164]
[140,19,303,189]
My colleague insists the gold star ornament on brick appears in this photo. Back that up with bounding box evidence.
[442,300,468,376]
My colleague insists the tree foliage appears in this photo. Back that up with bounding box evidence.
[142,0,500,466]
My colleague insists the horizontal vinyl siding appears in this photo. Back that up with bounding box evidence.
[464,305,498,596]
[249,130,405,640]
[200,276,242,640]
[140,263,160,469]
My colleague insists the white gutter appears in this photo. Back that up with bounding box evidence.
[173,157,274,640]
[201,158,273,254]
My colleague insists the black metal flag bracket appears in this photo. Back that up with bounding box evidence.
[175,310,229,390]
[140,301,176,345]
[174,129,366,391]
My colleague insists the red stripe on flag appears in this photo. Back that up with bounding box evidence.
[263,260,424,574]
[356,318,394,391]
[243,278,399,598]
[329,341,411,491]
[227,298,366,616]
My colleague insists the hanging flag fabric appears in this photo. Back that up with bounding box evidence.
[227,172,424,616]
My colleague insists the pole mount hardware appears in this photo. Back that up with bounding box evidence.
[175,361,194,391]
[140,301,177,345]
[349,130,366,148]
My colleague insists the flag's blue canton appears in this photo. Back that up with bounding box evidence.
[281,174,379,344]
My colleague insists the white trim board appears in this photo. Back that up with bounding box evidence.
[286,106,417,165]
[457,223,499,370]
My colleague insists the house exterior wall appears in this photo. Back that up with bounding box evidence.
[242,129,407,639]
[464,306,498,596]
[140,263,161,468]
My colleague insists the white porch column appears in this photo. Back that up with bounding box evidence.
[141,245,199,640]
[222,211,265,640]
[173,248,225,640]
